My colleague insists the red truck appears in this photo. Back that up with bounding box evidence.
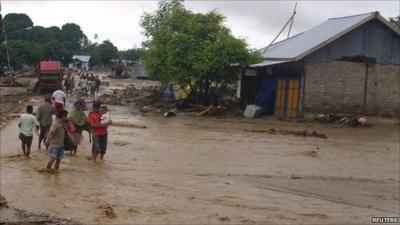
[34,61,63,93]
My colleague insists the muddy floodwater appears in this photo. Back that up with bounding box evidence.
[1,80,399,224]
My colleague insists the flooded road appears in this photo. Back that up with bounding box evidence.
[1,79,399,224]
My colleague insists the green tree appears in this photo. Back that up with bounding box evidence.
[141,1,261,103]
[119,47,145,61]
[46,26,62,41]
[42,40,71,63]
[140,0,184,40]
[25,26,50,43]
[1,13,5,43]
[80,42,97,55]
[98,40,118,66]
[60,41,75,64]
[90,47,101,66]
[60,23,85,52]
[0,45,6,68]
[7,40,42,69]
[1,13,102,69]
[389,15,400,28]
[3,13,33,40]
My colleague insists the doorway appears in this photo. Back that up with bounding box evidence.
[275,78,300,118]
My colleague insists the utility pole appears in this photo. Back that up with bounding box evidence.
[3,26,33,71]
[287,2,297,39]
[4,30,11,71]
[264,2,298,53]
[0,1,10,71]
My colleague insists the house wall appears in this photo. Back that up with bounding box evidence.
[304,61,400,115]
[366,64,400,115]
[305,19,400,65]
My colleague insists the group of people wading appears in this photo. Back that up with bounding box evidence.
[18,91,111,172]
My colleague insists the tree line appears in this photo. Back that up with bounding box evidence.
[0,13,145,70]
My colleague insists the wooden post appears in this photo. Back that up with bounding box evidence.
[363,61,369,112]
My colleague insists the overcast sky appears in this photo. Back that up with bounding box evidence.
[2,1,399,50]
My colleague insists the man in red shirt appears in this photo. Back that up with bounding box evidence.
[88,101,110,162]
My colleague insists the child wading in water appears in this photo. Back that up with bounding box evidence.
[45,109,68,171]
[18,105,39,158]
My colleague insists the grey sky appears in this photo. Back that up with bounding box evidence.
[2,1,399,50]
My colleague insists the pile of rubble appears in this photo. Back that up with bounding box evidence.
[315,113,368,127]
[0,76,26,87]
[98,84,244,117]
[98,85,176,113]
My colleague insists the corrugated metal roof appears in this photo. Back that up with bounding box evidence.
[259,12,377,60]
[250,60,290,68]
[40,61,61,71]
[72,55,91,62]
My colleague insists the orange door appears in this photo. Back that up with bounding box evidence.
[275,80,287,118]
[275,79,300,118]
[287,80,300,118]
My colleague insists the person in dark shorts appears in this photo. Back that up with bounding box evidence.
[88,101,110,162]
[95,75,101,94]
[18,105,39,158]
[36,96,56,150]
[45,109,68,171]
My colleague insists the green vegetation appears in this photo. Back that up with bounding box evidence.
[1,13,87,69]
[118,48,145,61]
[140,0,261,103]
[98,40,118,66]
[0,13,139,70]
[389,15,400,28]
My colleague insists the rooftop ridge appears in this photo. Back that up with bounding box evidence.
[328,11,376,20]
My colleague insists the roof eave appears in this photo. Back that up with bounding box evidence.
[263,57,295,61]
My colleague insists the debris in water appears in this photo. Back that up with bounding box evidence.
[198,106,227,116]
[218,216,231,221]
[128,207,141,214]
[0,194,7,207]
[164,110,177,118]
[111,122,146,129]
[244,128,327,139]
[113,140,129,146]
[98,204,117,218]
[316,113,369,127]
[4,154,24,159]
[301,213,330,219]
[303,150,319,158]
[291,175,302,179]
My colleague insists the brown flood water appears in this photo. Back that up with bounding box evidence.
[1,85,399,224]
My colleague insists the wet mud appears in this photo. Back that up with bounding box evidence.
[1,76,399,224]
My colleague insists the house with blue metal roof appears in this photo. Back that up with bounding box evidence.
[241,12,400,118]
